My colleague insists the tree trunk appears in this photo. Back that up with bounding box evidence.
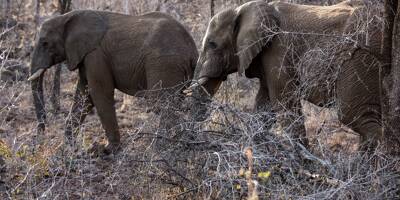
[35,0,40,27]
[389,1,400,153]
[382,0,400,153]
[124,0,129,14]
[58,0,72,14]
[1,0,11,29]
[5,0,10,27]
[210,0,215,17]
[381,0,395,140]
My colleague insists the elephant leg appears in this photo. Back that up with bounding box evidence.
[339,106,382,152]
[161,91,185,132]
[260,50,308,146]
[254,84,270,111]
[275,105,308,147]
[336,49,382,152]
[271,100,309,147]
[263,74,308,146]
[65,70,94,143]
[338,101,382,151]
[50,64,62,113]
[88,85,120,152]
[146,57,190,132]
[85,51,120,153]
[356,120,382,152]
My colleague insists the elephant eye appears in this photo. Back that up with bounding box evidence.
[42,41,49,48]
[208,41,217,50]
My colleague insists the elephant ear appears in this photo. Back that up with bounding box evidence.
[234,1,278,75]
[64,11,107,70]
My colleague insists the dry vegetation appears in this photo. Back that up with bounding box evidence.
[0,0,399,199]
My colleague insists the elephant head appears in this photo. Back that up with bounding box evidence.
[29,10,107,132]
[183,1,278,121]
[188,1,278,94]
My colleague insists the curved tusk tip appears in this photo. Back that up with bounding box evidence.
[183,89,190,94]
[27,69,45,81]
[197,77,209,85]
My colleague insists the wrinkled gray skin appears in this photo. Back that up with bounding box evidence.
[30,10,198,153]
[188,0,383,150]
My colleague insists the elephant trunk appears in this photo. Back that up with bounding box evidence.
[184,52,223,121]
[186,53,223,97]
[31,71,46,133]
[29,47,52,133]
[188,52,205,87]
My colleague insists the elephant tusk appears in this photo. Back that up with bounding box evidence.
[27,69,45,81]
[183,77,209,95]
[197,77,209,86]
[183,86,196,95]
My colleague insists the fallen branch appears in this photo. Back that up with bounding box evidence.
[298,169,343,187]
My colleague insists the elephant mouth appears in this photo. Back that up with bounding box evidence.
[183,77,209,94]
[183,76,223,96]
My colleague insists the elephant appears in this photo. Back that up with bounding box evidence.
[28,10,198,153]
[185,0,384,150]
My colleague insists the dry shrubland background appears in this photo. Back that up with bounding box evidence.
[0,0,399,199]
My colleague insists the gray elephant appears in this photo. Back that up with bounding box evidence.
[186,0,383,150]
[29,10,198,153]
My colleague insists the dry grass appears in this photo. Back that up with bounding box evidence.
[0,0,399,199]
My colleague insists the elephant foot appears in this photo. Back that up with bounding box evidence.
[359,139,379,153]
[88,141,121,157]
[63,130,78,147]
[37,122,46,135]
[104,142,121,155]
